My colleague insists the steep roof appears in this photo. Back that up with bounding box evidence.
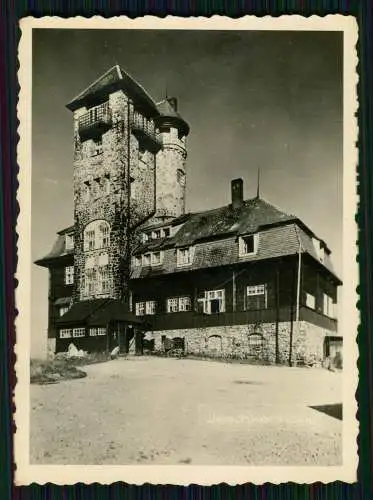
[66,65,159,113]
[136,197,296,252]
[155,98,190,136]
[34,232,74,267]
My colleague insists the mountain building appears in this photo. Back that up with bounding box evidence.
[35,65,342,365]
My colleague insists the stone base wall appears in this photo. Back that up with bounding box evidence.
[150,321,337,366]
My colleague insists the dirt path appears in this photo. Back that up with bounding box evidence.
[30,357,342,465]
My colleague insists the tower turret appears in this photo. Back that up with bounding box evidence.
[154,97,190,220]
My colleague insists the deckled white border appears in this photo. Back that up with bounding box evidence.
[15,15,359,486]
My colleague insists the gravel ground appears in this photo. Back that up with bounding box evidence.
[30,356,342,466]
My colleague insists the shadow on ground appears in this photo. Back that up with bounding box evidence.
[309,403,342,421]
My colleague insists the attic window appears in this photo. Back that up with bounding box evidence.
[65,234,74,250]
[152,230,162,240]
[163,227,170,238]
[239,234,259,256]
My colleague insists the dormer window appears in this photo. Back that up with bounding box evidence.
[142,253,151,266]
[65,234,74,250]
[142,233,149,243]
[239,234,259,256]
[152,230,161,240]
[163,227,170,238]
[177,247,194,267]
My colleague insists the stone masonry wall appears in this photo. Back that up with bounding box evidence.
[72,90,156,303]
[155,128,187,218]
[149,321,335,366]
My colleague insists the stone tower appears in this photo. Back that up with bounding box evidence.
[66,65,162,303]
[154,97,190,220]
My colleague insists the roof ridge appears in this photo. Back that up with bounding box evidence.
[67,65,119,107]
[118,65,157,108]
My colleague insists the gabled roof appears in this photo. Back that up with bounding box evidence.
[135,197,296,253]
[66,65,159,113]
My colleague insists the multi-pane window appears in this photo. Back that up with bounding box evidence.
[323,293,334,317]
[73,328,85,338]
[152,230,162,239]
[306,292,316,310]
[146,301,156,315]
[65,266,74,285]
[177,247,193,267]
[65,234,74,250]
[239,234,259,256]
[85,268,96,295]
[59,306,69,317]
[135,301,156,316]
[89,327,106,336]
[135,302,145,316]
[246,284,267,310]
[203,290,225,314]
[98,265,110,294]
[84,220,110,251]
[167,297,192,313]
[59,329,72,339]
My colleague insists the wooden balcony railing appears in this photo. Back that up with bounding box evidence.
[130,111,162,152]
[78,102,112,141]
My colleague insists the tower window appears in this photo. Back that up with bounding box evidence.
[65,233,74,250]
[83,220,110,251]
[177,169,186,187]
[64,266,74,285]
[92,136,103,156]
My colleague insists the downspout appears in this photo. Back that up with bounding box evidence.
[291,225,302,366]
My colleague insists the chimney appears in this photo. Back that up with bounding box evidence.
[231,178,244,209]
[167,97,178,112]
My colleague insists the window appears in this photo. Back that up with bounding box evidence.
[203,290,225,314]
[152,230,161,239]
[85,268,96,295]
[167,297,192,313]
[151,251,163,266]
[239,234,259,256]
[142,253,151,266]
[163,227,170,238]
[73,328,85,338]
[92,136,103,156]
[247,334,264,355]
[133,255,142,267]
[323,293,335,317]
[146,301,156,315]
[89,327,106,336]
[98,265,110,294]
[142,233,149,243]
[136,302,145,316]
[103,176,110,195]
[246,284,267,310]
[85,230,95,251]
[59,306,69,317]
[177,169,186,187]
[82,184,91,203]
[177,247,194,267]
[59,329,72,339]
[65,234,74,250]
[84,220,110,251]
[65,266,74,285]
[306,292,316,309]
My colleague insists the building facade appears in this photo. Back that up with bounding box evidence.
[35,66,342,365]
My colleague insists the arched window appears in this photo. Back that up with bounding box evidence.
[83,220,110,251]
[247,333,264,357]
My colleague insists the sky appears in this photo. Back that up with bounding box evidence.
[31,29,343,357]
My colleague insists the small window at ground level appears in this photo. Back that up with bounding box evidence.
[73,328,85,338]
[59,329,72,339]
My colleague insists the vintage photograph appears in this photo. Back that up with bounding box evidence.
[16,16,358,485]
